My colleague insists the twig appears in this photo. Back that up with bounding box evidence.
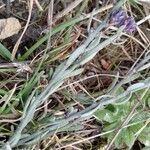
[53,0,84,23]
[46,0,54,50]
[34,0,43,11]
[11,0,34,61]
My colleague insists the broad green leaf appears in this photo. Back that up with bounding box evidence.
[113,87,131,105]
[138,133,150,146]
[130,111,150,123]
[148,98,150,107]
[129,123,144,133]
[138,127,150,146]
[114,130,124,149]
[106,132,115,143]
[122,128,135,147]
[0,89,8,96]
[94,109,115,123]
[103,121,121,131]
[130,89,150,107]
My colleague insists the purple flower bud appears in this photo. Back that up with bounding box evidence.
[124,17,136,33]
[111,9,127,25]
[110,9,136,33]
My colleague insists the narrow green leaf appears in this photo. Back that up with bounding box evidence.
[122,128,135,147]
[114,130,124,149]
[18,71,44,100]
[0,43,11,60]
[20,17,81,60]
[138,127,150,146]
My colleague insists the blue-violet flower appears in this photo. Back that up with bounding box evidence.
[110,9,136,33]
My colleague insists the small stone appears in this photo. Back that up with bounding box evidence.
[0,17,21,40]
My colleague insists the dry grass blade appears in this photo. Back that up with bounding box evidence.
[53,0,84,23]
[34,0,43,11]
[11,0,34,61]
[46,0,54,50]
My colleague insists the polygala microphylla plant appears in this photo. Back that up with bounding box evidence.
[3,1,149,149]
